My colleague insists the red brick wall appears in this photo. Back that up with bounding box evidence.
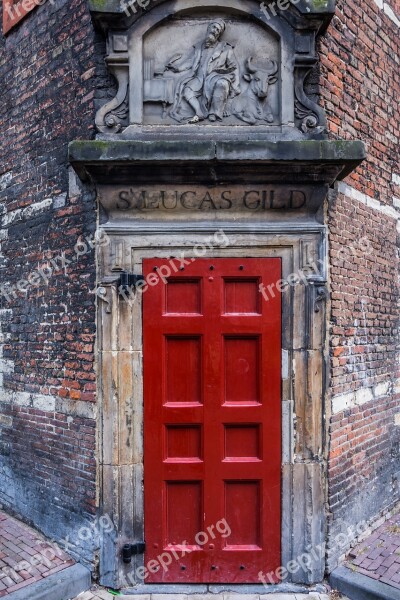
[0,0,101,565]
[320,0,400,569]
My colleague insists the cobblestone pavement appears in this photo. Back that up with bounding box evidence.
[73,589,336,600]
[0,510,74,596]
[346,511,400,590]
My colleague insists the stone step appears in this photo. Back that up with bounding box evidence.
[73,590,332,600]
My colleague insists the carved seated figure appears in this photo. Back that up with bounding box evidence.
[165,19,241,123]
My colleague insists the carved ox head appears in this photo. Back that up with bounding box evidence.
[244,57,278,98]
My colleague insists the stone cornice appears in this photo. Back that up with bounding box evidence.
[88,0,336,34]
[69,139,365,186]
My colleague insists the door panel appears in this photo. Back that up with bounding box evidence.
[143,258,281,583]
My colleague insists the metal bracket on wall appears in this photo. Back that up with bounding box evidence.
[122,542,146,563]
[305,279,328,349]
[314,285,328,313]
[118,272,145,294]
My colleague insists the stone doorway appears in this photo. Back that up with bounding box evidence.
[70,0,365,591]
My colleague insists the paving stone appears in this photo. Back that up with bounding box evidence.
[75,592,95,600]
[259,595,300,599]
[223,594,259,600]
[152,595,188,600]
[91,590,116,599]
[380,576,400,590]
[184,596,216,600]
[346,510,400,593]
[123,596,151,599]
[0,509,75,596]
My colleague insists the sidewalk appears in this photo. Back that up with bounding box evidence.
[0,508,346,600]
[346,511,400,589]
[0,510,75,596]
[331,511,400,600]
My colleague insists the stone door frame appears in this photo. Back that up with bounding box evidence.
[97,221,328,591]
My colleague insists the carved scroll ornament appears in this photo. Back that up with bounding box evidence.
[294,64,327,135]
[95,60,129,134]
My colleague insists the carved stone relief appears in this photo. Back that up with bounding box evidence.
[143,18,279,126]
[93,0,329,137]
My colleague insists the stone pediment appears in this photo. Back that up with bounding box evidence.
[90,0,336,140]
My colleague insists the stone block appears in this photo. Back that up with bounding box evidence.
[32,394,56,412]
[152,595,188,600]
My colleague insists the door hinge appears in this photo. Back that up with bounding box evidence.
[122,541,146,563]
[118,272,145,294]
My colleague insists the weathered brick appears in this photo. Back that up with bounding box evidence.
[0,0,100,568]
[321,0,400,573]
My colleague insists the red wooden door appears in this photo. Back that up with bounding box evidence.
[143,258,281,583]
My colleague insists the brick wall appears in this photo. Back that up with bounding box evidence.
[0,0,101,566]
[320,0,400,570]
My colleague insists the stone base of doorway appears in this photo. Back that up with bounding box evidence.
[79,593,332,600]
[121,584,329,596]
[5,563,91,600]
[330,566,400,600]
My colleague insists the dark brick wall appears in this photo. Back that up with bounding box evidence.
[320,0,400,569]
[0,0,100,566]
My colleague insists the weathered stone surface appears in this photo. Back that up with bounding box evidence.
[291,463,325,584]
[69,139,366,187]
[97,184,327,229]
[90,0,335,138]
[89,0,336,21]
[70,139,365,166]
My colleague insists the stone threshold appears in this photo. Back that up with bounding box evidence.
[75,590,331,600]
[121,586,329,595]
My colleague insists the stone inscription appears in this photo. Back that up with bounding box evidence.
[116,187,307,212]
